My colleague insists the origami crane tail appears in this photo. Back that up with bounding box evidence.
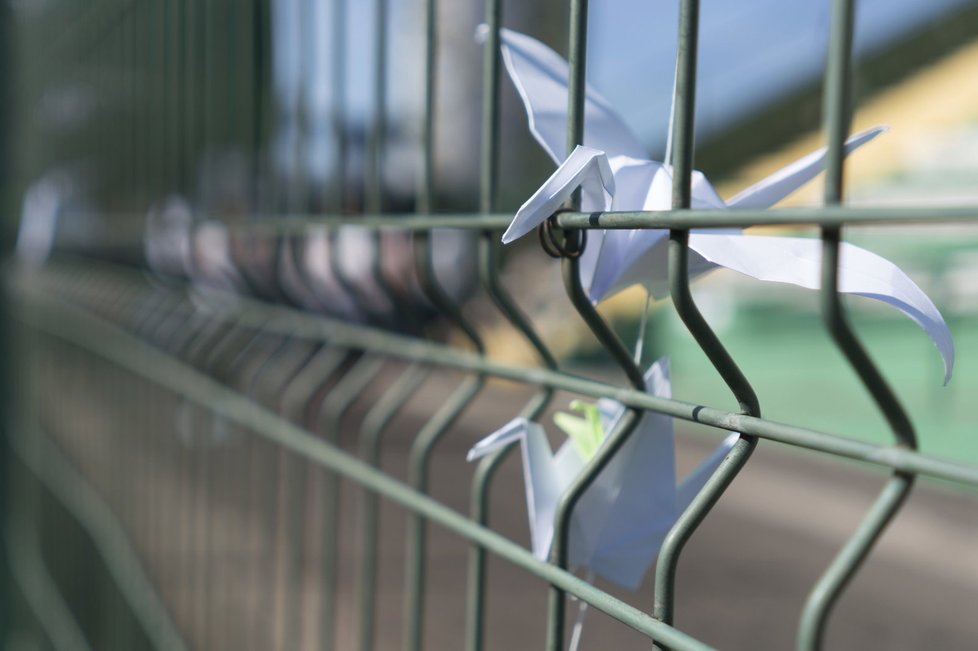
[674,432,740,512]
[687,233,955,383]
[501,145,615,244]
[724,126,887,210]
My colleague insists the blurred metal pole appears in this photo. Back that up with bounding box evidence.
[0,1,12,643]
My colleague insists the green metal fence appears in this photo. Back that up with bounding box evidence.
[3,1,978,650]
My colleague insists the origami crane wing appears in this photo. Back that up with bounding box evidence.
[585,432,739,590]
[725,126,886,210]
[486,26,648,164]
[587,227,954,382]
[571,358,738,589]
[686,233,954,383]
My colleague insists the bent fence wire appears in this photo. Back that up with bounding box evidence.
[2,1,977,650]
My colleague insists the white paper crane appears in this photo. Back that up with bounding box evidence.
[468,357,738,590]
[489,27,953,383]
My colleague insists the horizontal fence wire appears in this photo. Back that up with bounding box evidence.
[35,205,978,244]
[31,257,978,488]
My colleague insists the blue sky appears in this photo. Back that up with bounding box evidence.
[589,0,977,153]
[269,0,978,180]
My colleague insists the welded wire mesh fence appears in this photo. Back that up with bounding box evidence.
[2,1,977,650]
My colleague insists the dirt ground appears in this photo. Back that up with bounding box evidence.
[34,352,978,651]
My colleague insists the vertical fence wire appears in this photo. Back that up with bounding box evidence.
[654,2,760,645]
[546,2,649,649]
[353,4,441,649]
[464,2,562,649]
[402,2,488,650]
[798,0,918,647]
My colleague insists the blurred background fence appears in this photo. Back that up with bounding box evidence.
[1,1,977,650]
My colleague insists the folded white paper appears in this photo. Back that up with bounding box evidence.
[468,357,738,590]
[492,27,954,383]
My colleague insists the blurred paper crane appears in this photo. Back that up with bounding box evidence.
[468,357,738,590]
[488,27,953,383]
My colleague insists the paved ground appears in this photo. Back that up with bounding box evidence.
[37,355,978,651]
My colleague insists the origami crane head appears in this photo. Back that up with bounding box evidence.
[489,27,954,383]
[468,357,738,590]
